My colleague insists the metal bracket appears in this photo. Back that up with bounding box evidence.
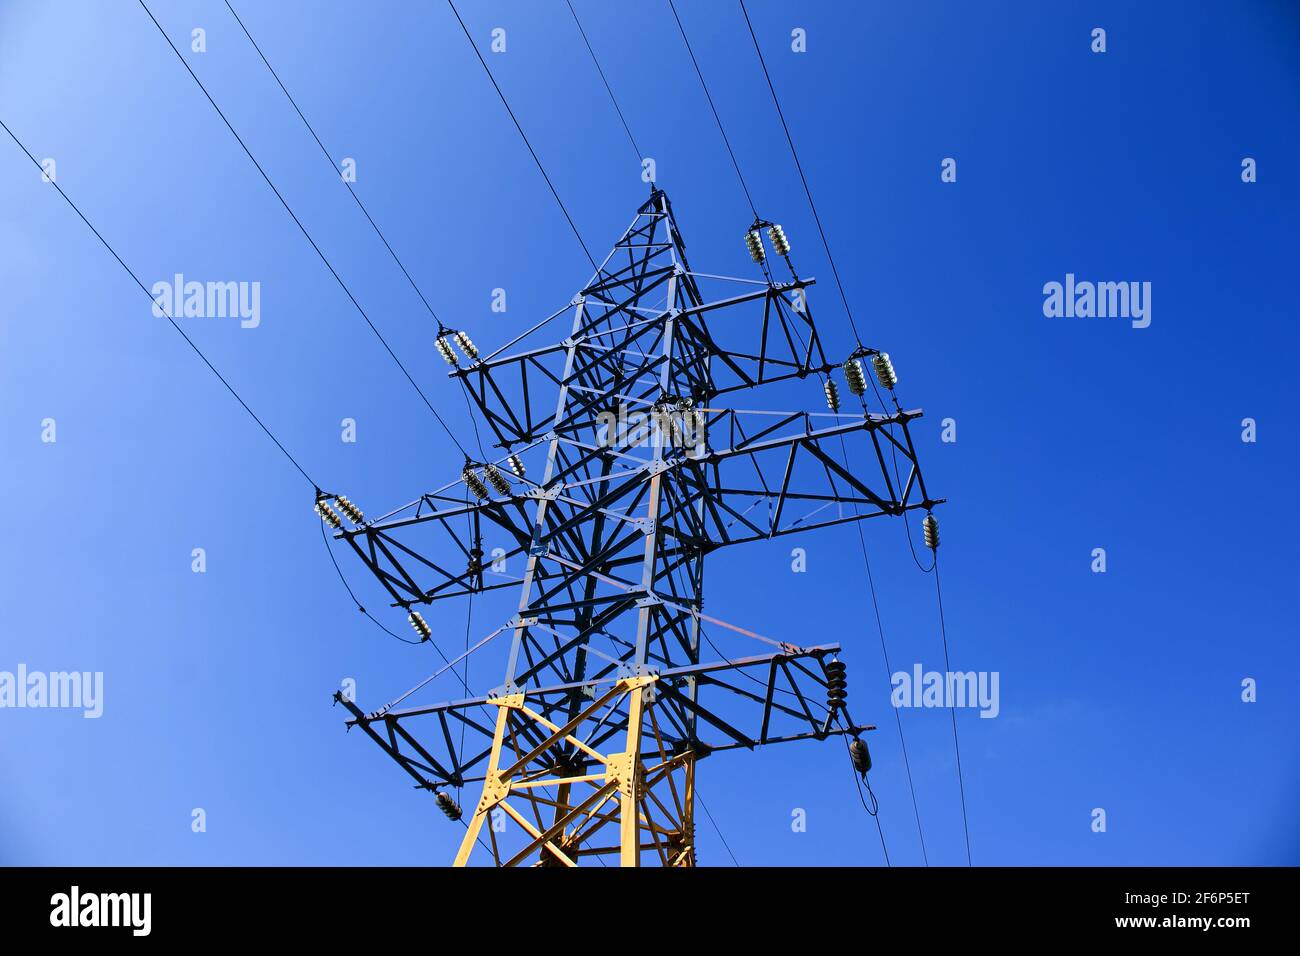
[477,776,511,812]
[605,751,640,797]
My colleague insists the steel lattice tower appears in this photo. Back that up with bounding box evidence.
[331,188,940,866]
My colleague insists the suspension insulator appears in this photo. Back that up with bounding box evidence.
[506,454,526,479]
[454,330,479,362]
[767,223,791,257]
[843,358,867,396]
[871,352,898,390]
[462,465,489,501]
[435,790,463,821]
[824,378,840,412]
[923,513,940,550]
[315,499,342,529]
[849,737,872,776]
[484,462,511,496]
[825,660,848,711]
[744,229,765,263]
[408,610,432,641]
[435,335,458,367]
[335,495,364,525]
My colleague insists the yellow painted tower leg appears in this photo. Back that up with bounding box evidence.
[616,682,648,867]
[452,693,516,867]
[450,677,661,867]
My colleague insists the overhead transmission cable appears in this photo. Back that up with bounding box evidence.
[3,112,457,662]
[839,729,891,865]
[318,520,423,646]
[697,589,892,868]
[665,0,759,220]
[846,479,931,865]
[317,513,484,685]
[737,0,865,349]
[933,553,973,865]
[444,0,599,273]
[668,1,949,866]
[137,0,470,458]
[564,0,644,169]
[735,2,974,866]
[0,116,318,491]
[222,0,488,462]
[190,0,501,729]
[776,291,929,864]
[695,791,740,867]
[737,0,936,580]
[223,0,442,327]
[145,0,497,658]
[664,0,907,866]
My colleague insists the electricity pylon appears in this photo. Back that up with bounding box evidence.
[329,188,941,866]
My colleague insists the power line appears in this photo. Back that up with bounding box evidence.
[833,423,927,865]
[222,0,496,466]
[934,554,973,865]
[835,428,930,865]
[757,255,924,867]
[850,507,931,866]
[622,13,902,865]
[318,519,424,646]
[841,731,891,866]
[0,115,318,490]
[779,295,925,866]
[735,1,955,866]
[666,0,759,220]
[458,380,488,459]
[137,0,470,459]
[695,791,740,867]
[444,0,599,272]
[6,95,457,681]
[564,0,643,168]
[737,0,865,347]
[222,0,447,329]
[319,515,487,698]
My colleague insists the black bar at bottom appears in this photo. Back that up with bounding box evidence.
[0,866,1284,941]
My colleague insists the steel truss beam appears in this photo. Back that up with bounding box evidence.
[337,405,941,608]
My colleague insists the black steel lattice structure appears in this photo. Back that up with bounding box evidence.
[331,188,941,866]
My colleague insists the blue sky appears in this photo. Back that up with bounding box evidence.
[1,0,1297,866]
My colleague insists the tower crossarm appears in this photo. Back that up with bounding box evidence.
[451,277,827,450]
[336,496,531,609]
[677,404,942,548]
[335,643,872,792]
[338,401,940,612]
